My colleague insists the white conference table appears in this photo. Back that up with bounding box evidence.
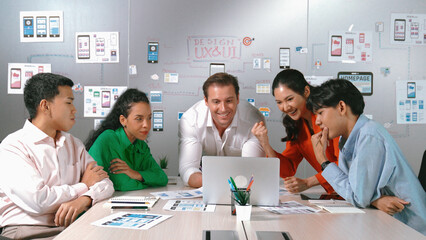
[55,177,425,240]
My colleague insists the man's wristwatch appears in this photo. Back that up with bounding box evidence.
[321,161,331,171]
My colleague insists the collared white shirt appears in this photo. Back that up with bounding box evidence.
[0,120,114,227]
[178,100,265,185]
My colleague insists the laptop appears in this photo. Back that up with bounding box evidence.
[202,156,280,206]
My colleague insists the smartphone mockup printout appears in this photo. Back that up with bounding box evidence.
[410,22,419,39]
[110,33,118,46]
[394,19,406,41]
[95,38,105,56]
[330,35,342,56]
[359,33,365,43]
[148,42,159,63]
[405,100,411,110]
[23,16,34,38]
[77,35,90,59]
[345,38,354,54]
[24,71,33,81]
[279,48,290,69]
[407,82,416,98]
[101,91,111,108]
[36,16,47,37]
[49,16,60,37]
[10,68,22,89]
[153,110,164,131]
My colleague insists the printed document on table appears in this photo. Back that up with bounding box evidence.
[262,201,320,214]
[91,212,172,230]
[150,187,203,200]
[163,200,215,212]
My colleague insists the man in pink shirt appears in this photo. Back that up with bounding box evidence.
[0,73,114,239]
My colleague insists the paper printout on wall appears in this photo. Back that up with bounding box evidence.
[396,80,425,124]
[76,32,120,63]
[84,86,127,117]
[20,11,64,42]
[7,63,52,94]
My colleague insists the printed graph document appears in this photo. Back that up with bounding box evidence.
[150,187,203,200]
[309,200,365,214]
[163,200,215,212]
[91,212,172,230]
[262,201,320,215]
[106,196,159,208]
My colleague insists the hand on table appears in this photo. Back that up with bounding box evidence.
[188,172,202,188]
[371,196,409,215]
[54,196,91,227]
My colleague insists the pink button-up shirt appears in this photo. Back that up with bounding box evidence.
[0,120,114,227]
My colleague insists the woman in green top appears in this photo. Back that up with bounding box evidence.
[85,89,168,191]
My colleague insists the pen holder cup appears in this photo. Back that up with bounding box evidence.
[230,188,251,216]
[235,204,252,221]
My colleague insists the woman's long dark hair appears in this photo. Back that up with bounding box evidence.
[85,88,150,150]
[272,69,312,142]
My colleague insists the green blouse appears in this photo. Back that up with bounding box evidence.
[88,128,168,191]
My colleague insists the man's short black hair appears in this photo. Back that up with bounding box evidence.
[202,72,239,99]
[24,73,74,119]
[307,79,365,116]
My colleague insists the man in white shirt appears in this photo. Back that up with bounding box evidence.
[179,73,265,187]
[0,73,114,239]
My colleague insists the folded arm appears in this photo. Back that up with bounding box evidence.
[0,142,113,215]
[0,147,87,215]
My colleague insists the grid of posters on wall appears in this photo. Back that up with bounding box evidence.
[328,31,372,62]
[7,63,52,94]
[396,80,425,124]
[390,13,426,45]
[84,86,127,117]
[76,32,120,63]
[20,11,64,42]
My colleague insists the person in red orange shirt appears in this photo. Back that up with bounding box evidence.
[252,69,338,194]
